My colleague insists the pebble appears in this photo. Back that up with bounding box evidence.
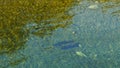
[88,1,99,9]
[78,44,82,47]
[76,51,87,57]
[88,4,98,9]
[72,31,75,34]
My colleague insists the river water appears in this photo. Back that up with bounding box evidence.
[1,0,120,68]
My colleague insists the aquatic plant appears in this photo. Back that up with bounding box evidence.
[0,0,78,54]
[88,0,120,15]
[0,0,80,67]
[101,0,120,15]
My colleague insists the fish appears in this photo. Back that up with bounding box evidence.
[53,40,74,47]
[61,43,79,50]
[54,40,79,50]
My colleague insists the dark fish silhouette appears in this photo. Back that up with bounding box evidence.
[53,40,74,47]
[54,40,79,50]
[61,43,79,50]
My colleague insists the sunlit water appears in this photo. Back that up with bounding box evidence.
[1,0,120,68]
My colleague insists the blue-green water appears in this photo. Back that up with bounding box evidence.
[1,0,120,68]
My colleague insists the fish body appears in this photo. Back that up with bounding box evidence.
[54,40,79,50]
[61,43,79,50]
[54,40,74,47]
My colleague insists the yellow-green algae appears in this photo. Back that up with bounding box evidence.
[88,0,120,3]
[88,0,120,15]
[101,0,120,15]
[0,0,78,55]
[0,0,80,67]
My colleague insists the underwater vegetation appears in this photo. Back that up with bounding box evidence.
[0,0,119,67]
[101,0,120,16]
[0,0,119,55]
[0,0,78,54]
[88,0,120,3]
[88,0,120,16]
[0,0,80,67]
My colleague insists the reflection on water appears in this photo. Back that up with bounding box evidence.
[0,0,79,67]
